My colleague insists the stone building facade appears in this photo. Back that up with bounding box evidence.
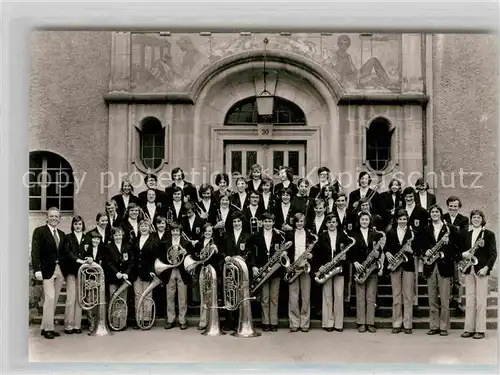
[29,31,498,240]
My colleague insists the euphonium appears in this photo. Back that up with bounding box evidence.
[108,278,132,331]
[458,229,485,273]
[423,224,450,266]
[387,229,415,272]
[77,261,111,336]
[284,233,319,283]
[354,229,386,284]
[223,255,260,338]
[136,244,187,330]
[314,231,355,285]
[184,239,217,276]
[199,264,225,336]
[250,229,292,293]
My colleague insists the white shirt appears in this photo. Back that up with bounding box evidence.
[172,236,180,247]
[282,180,290,188]
[406,203,415,218]
[359,187,369,198]
[337,208,346,223]
[75,231,83,244]
[327,199,334,213]
[188,215,195,230]
[360,227,369,246]
[252,180,262,191]
[122,195,130,209]
[397,227,406,244]
[157,231,165,241]
[173,201,182,216]
[108,214,117,227]
[139,235,149,250]
[175,181,185,190]
[115,241,122,253]
[472,227,482,245]
[281,203,291,222]
[315,215,325,234]
[238,192,247,208]
[220,207,229,222]
[202,199,211,212]
[249,205,258,218]
[419,192,428,210]
[328,230,337,258]
[433,223,443,241]
[146,202,156,218]
[294,229,307,258]
[92,246,99,259]
[97,227,106,241]
[263,229,273,254]
[449,214,457,225]
[128,219,138,236]
[262,192,271,210]
[233,228,242,243]
[392,194,397,206]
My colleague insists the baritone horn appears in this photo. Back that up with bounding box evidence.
[108,278,132,331]
[77,261,111,336]
[136,244,187,330]
[199,264,226,336]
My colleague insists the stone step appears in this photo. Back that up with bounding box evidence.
[29,314,498,330]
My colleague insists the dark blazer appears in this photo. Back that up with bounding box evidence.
[249,229,286,275]
[31,225,66,279]
[384,227,417,272]
[462,228,497,275]
[350,228,384,265]
[415,191,437,211]
[140,202,166,227]
[106,214,123,233]
[380,191,404,227]
[155,237,194,285]
[180,214,205,241]
[165,182,198,205]
[306,215,328,236]
[273,181,298,201]
[259,192,276,214]
[138,188,168,207]
[111,193,139,218]
[230,191,250,211]
[131,235,158,282]
[59,232,86,277]
[121,219,140,246]
[191,238,223,274]
[313,229,355,277]
[223,230,252,261]
[213,189,233,203]
[443,213,469,235]
[334,208,349,232]
[82,243,105,265]
[308,181,341,199]
[86,227,110,246]
[102,241,134,285]
[165,201,187,223]
[348,188,382,215]
[405,205,429,251]
[242,205,265,234]
[347,210,384,232]
[285,229,318,264]
[291,194,313,216]
[273,203,294,232]
[247,179,264,193]
[420,223,460,278]
[197,199,219,225]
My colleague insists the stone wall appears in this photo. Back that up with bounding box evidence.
[432,34,498,235]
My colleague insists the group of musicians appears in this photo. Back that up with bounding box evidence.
[31,165,497,340]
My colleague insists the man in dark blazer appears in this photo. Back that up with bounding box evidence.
[31,207,66,339]
[308,167,341,199]
[138,173,168,207]
[443,196,470,313]
[414,177,437,211]
[165,167,199,205]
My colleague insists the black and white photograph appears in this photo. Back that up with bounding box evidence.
[14,5,498,369]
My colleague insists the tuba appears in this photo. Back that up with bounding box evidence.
[77,261,111,336]
[223,256,260,338]
[250,229,292,293]
[199,264,225,336]
[314,231,356,284]
[458,229,485,273]
[387,228,415,272]
[423,224,450,266]
[108,279,132,331]
[283,233,319,283]
[354,229,386,284]
[136,243,187,330]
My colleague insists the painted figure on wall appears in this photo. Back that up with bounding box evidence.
[332,35,399,91]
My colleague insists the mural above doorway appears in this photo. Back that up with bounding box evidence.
[130,32,411,94]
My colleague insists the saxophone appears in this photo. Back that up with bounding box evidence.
[387,228,415,272]
[458,229,485,273]
[423,224,450,266]
[250,229,292,293]
[314,231,355,285]
[283,232,318,283]
[354,229,386,284]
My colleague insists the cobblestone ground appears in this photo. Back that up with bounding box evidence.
[29,326,497,365]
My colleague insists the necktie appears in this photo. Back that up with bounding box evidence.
[53,229,60,248]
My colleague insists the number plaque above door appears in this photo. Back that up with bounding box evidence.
[257,124,273,139]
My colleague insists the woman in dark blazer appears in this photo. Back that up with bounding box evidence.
[273,166,298,202]
[460,210,497,339]
[60,216,88,334]
[112,178,139,219]
[419,204,460,336]
[380,178,404,231]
